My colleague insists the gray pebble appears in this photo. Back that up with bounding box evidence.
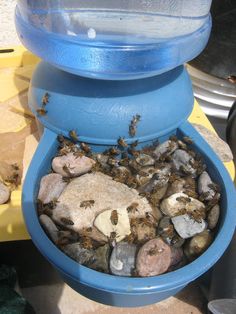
[0,181,10,204]
[172,149,196,176]
[89,244,111,273]
[171,214,207,239]
[153,140,178,160]
[39,214,59,243]
[62,242,95,265]
[207,204,220,229]
[110,242,137,276]
[38,173,67,204]
[136,154,155,167]
[198,171,215,201]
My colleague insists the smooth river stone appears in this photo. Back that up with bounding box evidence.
[52,152,95,177]
[110,242,137,276]
[171,214,207,239]
[39,214,59,243]
[0,181,10,204]
[94,208,131,242]
[160,192,205,217]
[136,238,172,277]
[198,171,215,201]
[52,172,154,242]
[184,230,213,260]
[207,204,220,230]
[38,173,67,204]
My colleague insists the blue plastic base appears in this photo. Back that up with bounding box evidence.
[22,122,236,307]
[15,9,212,80]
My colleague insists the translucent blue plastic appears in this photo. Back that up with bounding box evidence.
[16,0,212,79]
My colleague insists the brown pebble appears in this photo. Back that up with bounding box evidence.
[136,238,172,277]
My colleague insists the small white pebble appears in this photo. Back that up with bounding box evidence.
[88,28,96,39]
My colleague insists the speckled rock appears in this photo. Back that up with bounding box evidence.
[198,171,215,201]
[207,204,220,229]
[153,140,178,160]
[52,172,154,242]
[136,238,172,277]
[39,214,59,243]
[110,242,137,276]
[94,208,131,242]
[171,214,207,239]
[89,244,110,273]
[135,154,155,167]
[0,181,10,204]
[38,173,67,204]
[193,123,233,162]
[172,149,196,176]
[184,230,213,260]
[160,192,205,217]
[62,242,95,265]
[52,152,95,177]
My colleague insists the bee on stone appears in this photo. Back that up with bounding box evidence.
[60,217,74,225]
[62,164,74,177]
[127,202,139,213]
[117,137,128,148]
[11,163,19,171]
[127,147,140,158]
[69,130,79,142]
[227,75,236,84]
[62,177,71,183]
[124,232,137,244]
[110,210,119,225]
[105,147,120,156]
[176,196,191,204]
[80,236,94,250]
[129,125,136,137]
[169,135,178,142]
[130,140,139,149]
[80,200,95,209]
[46,198,59,210]
[148,247,163,256]
[108,231,117,247]
[131,114,141,126]
[42,92,50,106]
[80,142,91,154]
[208,183,220,193]
[36,108,47,116]
[138,217,153,227]
[188,208,206,222]
[183,136,193,145]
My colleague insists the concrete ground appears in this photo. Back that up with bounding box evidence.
[0,240,207,314]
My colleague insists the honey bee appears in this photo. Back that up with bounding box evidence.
[127,147,140,158]
[69,130,79,142]
[62,164,74,176]
[36,108,47,116]
[187,208,206,222]
[62,177,71,183]
[110,210,119,225]
[60,217,74,225]
[138,217,153,227]
[42,92,50,106]
[80,236,94,249]
[5,172,20,188]
[117,137,128,148]
[169,135,178,142]
[126,202,139,213]
[131,114,141,126]
[73,150,85,158]
[86,227,93,233]
[11,163,19,171]
[36,199,44,216]
[80,142,91,154]
[183,136,193,145]
[227,75,236,84]
[108,231,117,247]
[57,135,65,143]
[130,140,139,148]
[46,198,59,210]
[80,200,95,209]
[105,147,120,156]
[148,247,163,256]
[124,232,137,244]
[208,183,220,193]
[129,125,136,137]
[176,196,191,204]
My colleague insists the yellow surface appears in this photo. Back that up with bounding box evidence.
[0,47,235,242]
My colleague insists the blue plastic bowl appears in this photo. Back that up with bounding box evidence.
[22,122,236,307]
[22,62,236,306]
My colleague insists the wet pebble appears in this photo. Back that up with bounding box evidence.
[38,173,67,204]
[153,140,178,160]
[0,181,10,204]
[172,149,196,176]
[39,214,59,243]
[62,242,95,265]
[110,242,137,276]
[89,244,111,273]
[160,192,205,217]
[198,171,216,201]
[207,204,220,229]
[171,214,207,239]
[136,238,172,277]
[52,152,95,177]
[157,216,185,247]
[136,154,155,167]
[184,230,213,260]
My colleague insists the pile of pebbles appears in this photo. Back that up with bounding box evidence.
[37,134,220,277]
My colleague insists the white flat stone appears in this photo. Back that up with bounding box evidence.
[160,192,205,217]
